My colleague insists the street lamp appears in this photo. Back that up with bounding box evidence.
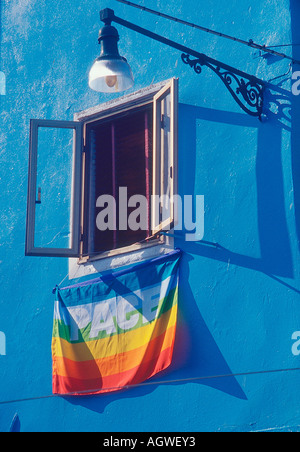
[89,8,265,119]
[89,10,134,93]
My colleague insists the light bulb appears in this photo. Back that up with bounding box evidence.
[89,59,134,93]
[105,75,118,88]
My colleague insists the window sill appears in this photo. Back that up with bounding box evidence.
[68,234,174,280]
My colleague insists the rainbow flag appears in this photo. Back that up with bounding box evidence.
[52,250,181,396]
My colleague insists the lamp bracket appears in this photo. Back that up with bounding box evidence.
[100,9,266,119]
[100,8,115,25]
[181,54,264,119]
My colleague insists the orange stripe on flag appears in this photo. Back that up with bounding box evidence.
[53,324,176,381]
[52,346,174,395]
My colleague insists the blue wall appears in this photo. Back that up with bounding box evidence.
[1,0,300,432]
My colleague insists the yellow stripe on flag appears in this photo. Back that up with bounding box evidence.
[53,324,176,380]
[52,302,177,363]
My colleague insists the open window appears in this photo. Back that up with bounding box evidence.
[25,120,83,257]
[25,78,178,259]
[152,79,178,234]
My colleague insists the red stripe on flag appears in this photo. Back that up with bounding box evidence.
[53,346,174,396]
[53,325,176,381]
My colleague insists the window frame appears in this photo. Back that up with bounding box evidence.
[25,119,83,257]
[78,78,178,261]
[25,78,178,260]
[152,78,179,234]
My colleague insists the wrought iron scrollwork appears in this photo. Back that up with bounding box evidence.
[181,54,264,119]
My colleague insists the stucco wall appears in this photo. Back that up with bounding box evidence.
[1,0,300,432]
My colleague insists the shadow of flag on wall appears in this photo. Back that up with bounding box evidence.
[52,250,182,396]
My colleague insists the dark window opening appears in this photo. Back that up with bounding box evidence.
[85,105,153,254]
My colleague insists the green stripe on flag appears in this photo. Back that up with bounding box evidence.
[53,286,178,344]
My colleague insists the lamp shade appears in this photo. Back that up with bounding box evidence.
[89,57,134,93]
[89,21,134,93]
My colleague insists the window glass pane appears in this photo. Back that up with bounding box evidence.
[34,127,74,249]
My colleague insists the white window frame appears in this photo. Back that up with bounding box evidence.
[152,78,178,234]
[25,78,178,274]
[25,119,83,257]
[69,78,178,278]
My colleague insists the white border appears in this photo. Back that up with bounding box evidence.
[69,80,176,280]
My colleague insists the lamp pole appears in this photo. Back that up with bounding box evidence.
[100,8,265,120]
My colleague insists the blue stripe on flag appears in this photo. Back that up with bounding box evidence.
[55,250,182,308]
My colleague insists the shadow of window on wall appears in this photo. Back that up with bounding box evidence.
[64,83,295,415]
[178,78,295,289]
